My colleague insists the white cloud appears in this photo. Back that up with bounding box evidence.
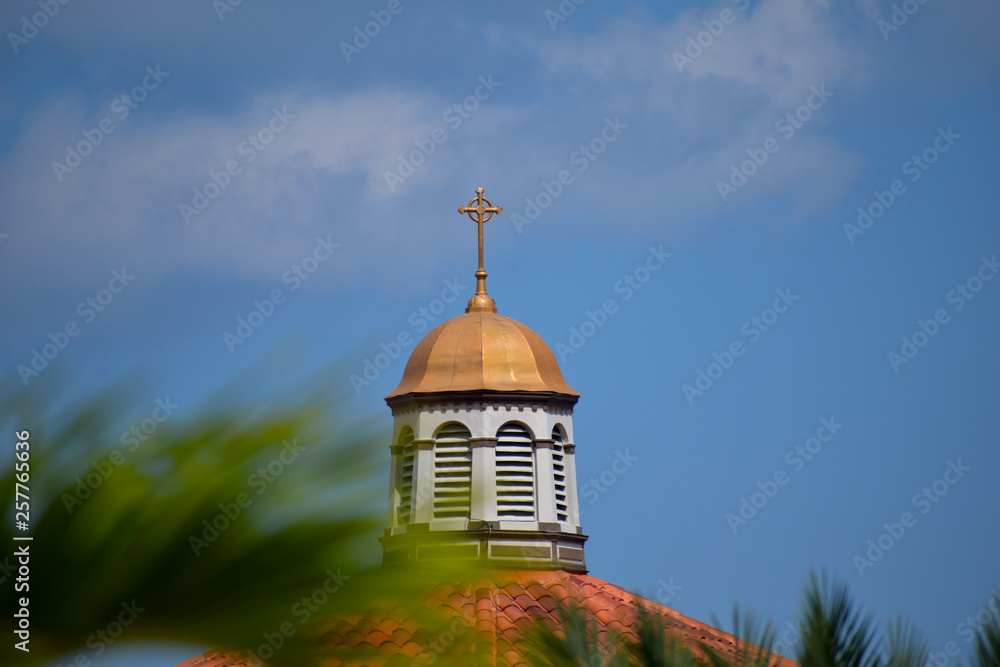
[677,0,862,104]
[0,86,533,293]
[1,0,867,298]
[514,0,868,232]
[10,0,990,298]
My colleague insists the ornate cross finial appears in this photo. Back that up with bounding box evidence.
[458,187,502,313]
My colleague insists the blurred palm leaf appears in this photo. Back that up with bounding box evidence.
[702,604,780,667]
[794,570,926,667]
[0,368,450,667]
[881,618,929,667]
[525,598,717,667]
[795,571,879,667]
[525,601,618,667]
[622,601,707,667]
[965,593,1000,667]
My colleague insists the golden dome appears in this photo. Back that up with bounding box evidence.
[386,311,578,399]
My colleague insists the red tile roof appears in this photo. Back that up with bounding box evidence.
[175,569,799,667]
[174,651,249,667]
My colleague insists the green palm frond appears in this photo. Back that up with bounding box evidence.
[525,601,610,667]
[0,370,462,667]
[701,603,779,667]
[622,600,706,667]
[882,618,930,667]
[965,593,1000,667]
[796,570,882,667]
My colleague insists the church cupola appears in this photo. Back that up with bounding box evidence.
[379,188,587,572]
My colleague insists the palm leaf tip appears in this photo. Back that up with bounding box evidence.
[966,592,1000,667]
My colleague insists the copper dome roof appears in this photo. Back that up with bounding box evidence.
[385,310,578,400]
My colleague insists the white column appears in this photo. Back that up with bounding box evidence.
[412,438,435,523]
[564,443,581,527]
[387,443,402,528]
[470,437,498,522]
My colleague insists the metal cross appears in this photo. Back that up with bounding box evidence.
[458,187,502,280]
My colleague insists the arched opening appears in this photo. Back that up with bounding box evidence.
[433,422,472,519]
[496,422,536,520]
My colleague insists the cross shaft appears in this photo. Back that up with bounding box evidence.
[458,187,503,313]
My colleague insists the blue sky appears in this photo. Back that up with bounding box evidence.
[2,0,998,665]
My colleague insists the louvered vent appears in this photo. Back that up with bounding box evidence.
[397,431,415,525]
[433,423,472,519]
[497,423,535,519]
[552,427,569,522]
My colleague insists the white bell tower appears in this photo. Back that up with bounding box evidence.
[379,188,587,572]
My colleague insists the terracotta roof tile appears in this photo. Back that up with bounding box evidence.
[534,595,558,614]
[392,640,424,657]
[384,605,410,624]
[606,618,629,634]
[175,570,800,667]
[493,590,516,607]
[382,655,412,667]
[173,650,249,667]
[526,584,551,600]
[513,592,537,611]
[385,626,411,644]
